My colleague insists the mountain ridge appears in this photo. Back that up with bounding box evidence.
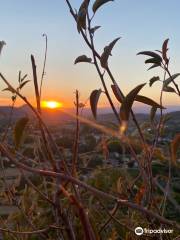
[0,105,179,124]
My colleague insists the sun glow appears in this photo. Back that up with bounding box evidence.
[41,101,63,109]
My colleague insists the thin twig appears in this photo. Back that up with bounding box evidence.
[0,144,179,231]
[40,33,48,99]
[72,90,80,176]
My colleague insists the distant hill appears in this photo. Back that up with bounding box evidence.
[0,106,29,118]
[0,104,179,125]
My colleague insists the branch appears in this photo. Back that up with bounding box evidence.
[72,90,80,176]
[40,33,48,99]
[0,143,179,230]
[0,226,55,235]
[31,55,41,113]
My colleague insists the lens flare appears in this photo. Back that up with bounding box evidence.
[41,101,63,109]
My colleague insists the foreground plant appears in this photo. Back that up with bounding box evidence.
[0,0,179,239]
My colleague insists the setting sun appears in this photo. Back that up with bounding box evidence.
[41,100,63,109]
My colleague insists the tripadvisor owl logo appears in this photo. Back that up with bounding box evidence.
[134,226,173,235]
[135,227,144,236]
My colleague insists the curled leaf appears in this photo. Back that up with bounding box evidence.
[149,76,160,87]
[77,1,90,33]
[138,50,162,70]
[100,37,120,68]
[171,133,180,164]
[120,83,146,126]
[77,7,87,32]
[74,55,92,64]
[92,0,114,13]
[90,26,101,35]
[90,89,102,119]
[137,51,162,62]
[14,117,29,149]
[162,38,169,64]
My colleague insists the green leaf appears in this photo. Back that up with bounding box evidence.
[163,73,180,87]
[100,37,120,68]
[137,51,162,62]
[90,89,102,119]
[14,117,29,149]
[111,84,123,103]
[120,83,146,123]
[19,80,30,89]
[162,38,169,64]
[135,95,165,109]
[74,55,92,64]
[149,76,160,87]
[92,0,114,13]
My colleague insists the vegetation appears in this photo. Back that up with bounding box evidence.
[0,0,180,239]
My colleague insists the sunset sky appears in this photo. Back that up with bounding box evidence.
[0,0,180,109]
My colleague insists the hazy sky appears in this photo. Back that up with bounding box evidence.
[0,0,180,108]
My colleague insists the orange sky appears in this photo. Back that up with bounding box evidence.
[0,1,180,110]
